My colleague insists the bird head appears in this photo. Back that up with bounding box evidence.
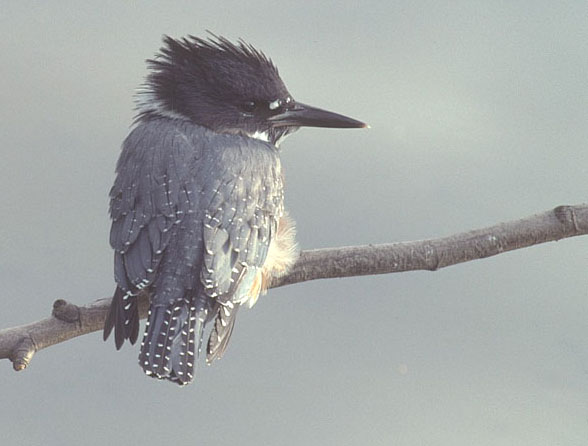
[136,34,366,145]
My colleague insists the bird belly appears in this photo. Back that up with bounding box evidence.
[241,213,298,308]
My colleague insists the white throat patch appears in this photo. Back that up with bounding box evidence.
[246,130,292,148]
[248,130,270,142]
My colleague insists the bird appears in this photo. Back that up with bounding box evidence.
[103,33,366,385]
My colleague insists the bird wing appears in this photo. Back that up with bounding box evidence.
[105,119,204,347]
[197,137,284,362]
[110,119,204,291]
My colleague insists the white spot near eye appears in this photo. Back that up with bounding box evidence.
[269,99,281,110]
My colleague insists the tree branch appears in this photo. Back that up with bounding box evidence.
[2,204,587,371]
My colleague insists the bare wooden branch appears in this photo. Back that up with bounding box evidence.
[2,204,587,371]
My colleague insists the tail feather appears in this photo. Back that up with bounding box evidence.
[207,303,240,364]
[103,287,140,349]
[139,299,206,385]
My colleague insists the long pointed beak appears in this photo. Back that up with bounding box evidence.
[268,102,367,129]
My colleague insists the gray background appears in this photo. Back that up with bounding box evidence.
[1,1,587,445]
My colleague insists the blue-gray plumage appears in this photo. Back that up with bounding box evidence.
[103,34,366,385]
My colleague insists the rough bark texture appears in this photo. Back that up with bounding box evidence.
[1,204,587,371]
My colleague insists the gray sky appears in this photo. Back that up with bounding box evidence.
[1,1,588,445]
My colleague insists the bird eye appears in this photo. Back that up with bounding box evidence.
[241,101,257,113]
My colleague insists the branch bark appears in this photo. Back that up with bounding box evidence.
[2,204,587,371]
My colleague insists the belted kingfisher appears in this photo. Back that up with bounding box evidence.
[103,34,366,385]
